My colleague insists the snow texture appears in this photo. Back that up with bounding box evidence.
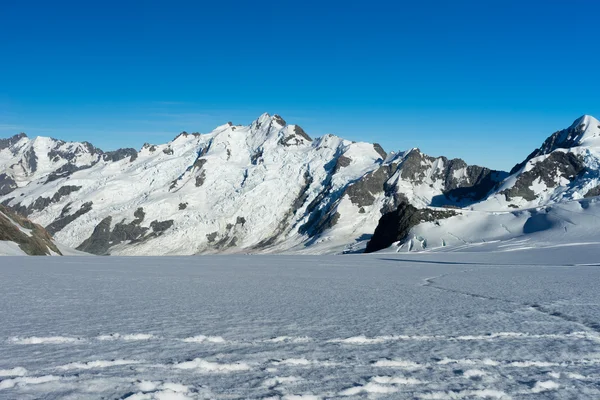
[1,251,599,399]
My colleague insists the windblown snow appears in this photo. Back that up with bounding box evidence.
[1,252,599,399]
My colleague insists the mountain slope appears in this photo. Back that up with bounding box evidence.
[2,113,598,255]
[0,113,498,255]
[0,205,62,255]
[367,115,600,253]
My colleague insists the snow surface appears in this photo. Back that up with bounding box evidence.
[1,252,599,399]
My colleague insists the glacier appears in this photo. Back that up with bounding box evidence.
[1,250,599,399]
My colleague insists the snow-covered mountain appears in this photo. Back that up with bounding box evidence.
[1,113,599,255]
[367,115,600,253]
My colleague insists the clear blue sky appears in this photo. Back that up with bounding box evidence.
[1,0,599,171]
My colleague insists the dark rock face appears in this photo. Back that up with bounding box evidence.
[373,143,387,159]
[510,119,590,174]
[0,174,17,196]
[365,201,456,253]
[76,216,113,255]
[584,185,600,198]
[333,155,352,173]
[150,219,173,233]
[179,202,188,210]
[0,205,62,255]
[76,208,173,255]
[46,163,96,183]
[278,126,313,146]
[205,217,246,250]
[344,165,393,207]
[501,152,586,201]
[28,186,82,215]
[102,148,138,162]
[46,201,93,235]
[273,115,286,126]
[24,147,38,173]
[392,149,507,206]
[0,133,27,150]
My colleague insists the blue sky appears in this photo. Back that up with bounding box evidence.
[1,0,599,170]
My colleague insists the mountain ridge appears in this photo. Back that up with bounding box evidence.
[0,113,598,255]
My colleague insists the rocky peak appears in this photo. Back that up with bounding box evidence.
[0,132,28,150]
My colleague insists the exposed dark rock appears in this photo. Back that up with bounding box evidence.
[344,165,394,207]
[179,202,188,210]
[333,155,352,173]
[133,207,145,224]
[510,118,592,174]
[255,170,314,249]
[23,147,38,173]
[194,159,207,187]
[111,219,149,244]
[150,219,174,234]
[373,143,387,159]
[193,158,207,170]
[293,126,312,141]
[0,174,17,196]
[251,148,263,165]
[46,163,95,183]
[76,216,112,255]
[0,204,62,255]
[501,152,586,201]
[236,216,246,225]
[102,148,138,162]
[27,186,82,214]
[75,210,172,255]
[143,143,157,152]
[365,201,456,253]
[0,133,27,150]
[195,173,206,187]
[162,147,174,155]
[584,185,600,198]
[273,114,286,126]
[206,232,218,243]
[46,201,93,235]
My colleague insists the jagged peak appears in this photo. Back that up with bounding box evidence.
[0,132,28,150]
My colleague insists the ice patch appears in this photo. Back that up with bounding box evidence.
[272,358,338,367]
[97,333,157,341]
[173,358,251,373]
[57,359,141,370]
[463,369,487,379]
[181,335,226,343]
[263,336,312,343]
[340,382,399,396]
[373,359,425,369]
[420,389,510,399]
[328,334,434,344]
[371,376,423,385]
[0,367,27,377]
[340,375,422,396]
[437,358,500,366]
[531,380,559,393]
[0,375,62,390]
[508,361,559,368]
[262,376,303,387]
[125,381,193,399]
[9,336,85,344]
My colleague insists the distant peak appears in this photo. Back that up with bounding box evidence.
[571,114,600,130]
[272,114,286,126]
[0,132,28,150]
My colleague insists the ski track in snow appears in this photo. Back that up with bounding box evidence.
[1,254,599,399]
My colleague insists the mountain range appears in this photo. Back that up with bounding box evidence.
[1,113,599,255]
